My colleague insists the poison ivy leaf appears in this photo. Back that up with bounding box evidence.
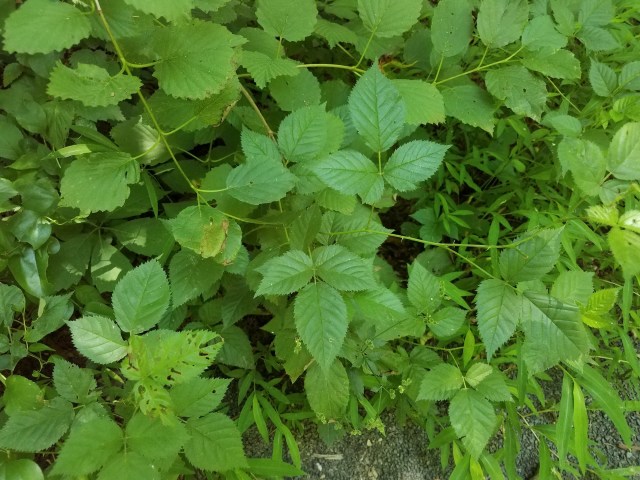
[417,363,463,401]
[431,0,474,57]
[51,417,122,476]
[474,371,512,402]
[311,150,383,204]
[255,250,314,296]
[2,0,91,54]
[521,50,581,80]
[305,360,349,419]
[60,153,140,213]
[48,64,141,107]
[167,205,228,259]
[608,122,640,180]
[357,0,422,38]
[348,64,405,152]
[499,228,563,283]
[294,282,348,371]
[170,377,230,418]
[0,283,24,327]
[384,140,449,191]
[184,413,247,471]
[477,0,529,48]
[170,249,223,307]
[98,451,160,480]
[312,245,375,291]
[0,397,74,452]
[52,357,97,404]
[520,291,591,373]
[277,105,329,163]
[393,80,445,125]
[476,280,521,361]
[485,66,547,120]
[557,138,606,194]
[226,157,296,205]
[256,0,317,42]
[122,0,192,21]
[441,85,495,134]
[449,388,496,459]
[521,15,567,51]
[408,262,441,313]
[589,60,617,97]
[241,51,300,89]
[152,23,243,99]
[126,413,188,460]
[68,316,128,364]
[269,69,321,111]
[608,228,640,278]
[112,260,171,334]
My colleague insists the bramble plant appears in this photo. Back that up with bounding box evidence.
[0,0,639,479]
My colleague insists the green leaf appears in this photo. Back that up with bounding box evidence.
[277,105,329,163]
[122,0,192,21]
[499,228,563,283]
[312,245,375,291]
[608,122,640,180]
[0,283,24,327]
[170,377,230,418]
[315,19,358,47]
[126,412,188,460]
[304,360,349,419]
[246,458,306,478]
[269,69,321,112]
[51,417,122,476]
[441,85,495,134]
[464,363,493,387]
[184,413,247,471]
[417,363,464,401]
[112,260,171,334]
[521,49,581,80]
[589,60,617,97]
[572,381,589,472]
[348,63,405,152]
[68,316,128,364]
[0,397,74,452]
[485,66,547,120]
[620,61,640,91]
[227,158,296,205]
[59,153,140,213]
[311,150,383,204]
[476,280,521,361]
[52,357,97,404]
[521,15,567,51]
[393,79,445,125]
[170,249,223,307]
[449,389,496,459]
[383,140,449,192]
[477,0,529,48]
[241,51,299,89]
[152,23,243,99]
[3,376,42,415]
[97,451,160,480]
[2,0,91,54]
[557,138,606,195]
[473,371,512,402]
[556,374,573,468]
[407,262,441,313]
[608,227,640,278]
[0,459,43,480]
[357,0,422,38]
[47,64,141,107]
[431,0,474,57]
[114,218,174,257]
[255,250,314,296]
[25,294,73,343]
[256,0,317,42]
[577,26,620,52]
[167,205,228,259]
[429,306,466,339]
[294,282,348,371]
[551,271,594,306]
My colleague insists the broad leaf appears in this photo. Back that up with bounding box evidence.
[184,413,247,471]
[499,228,563,283]
[485,66,547,120]
[441,85,495,134]
[122,0,192,21]
[294,282,348,371]
[256,0,317,42]
[589,60,617,97]
[126,413,188,460]
[557,138,606,194]
[112,260,171,333]
[393,79,445,125]
[167,205,228,259]
[608,227,640,278]
[449,389,496,459]
[407,262,441,313]
[357,0,422,38]
[170,377,230,418]
[52,357,97,404]
[304,360,349,419]
[417,363,463,401]
[464,363,493,387]
[474,371,512,402]
[241,51,299,89]
[521,49,581,80]
[431,0,473,57]
[227,158,296,205]
[476,280,520,361]
[97,451,159,480]
[608,122,640,180]
[0,283,24,327]
[312,245,375,291]
[477,0,529,48]
[348,64,405,152]
[277,105,329,163]
[68,316,128,364]
[383,140,449,191]
[521,15,567,51]
[170,249,223,306]
[255,250,314,296]
[3,376,42,415]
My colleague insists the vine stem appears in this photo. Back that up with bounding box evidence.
[301,63,365,74]
[240,84,275,138]
[434,46,524,86]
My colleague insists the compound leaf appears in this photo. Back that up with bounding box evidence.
[485,66,547,120]
[184,413,247,471]
[312,245,375,291]
[277,105,329,163]
[417,363,464,401]
[68,316,128,364]
[255,250,314,296]
[383,140,449,191]
[241,51,299,89]
[305,360,349,419]
[499,228,563,283]
[449,388,496,459]
[227,159,296,205]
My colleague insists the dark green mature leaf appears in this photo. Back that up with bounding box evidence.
[589,60,617,97]
[477,0,529,48]
[521,15,567,50]
[393,80,445,125]
[112,260,171,334]
[441,85,495,134]
[499,228,563,283]
[241,51,300,89]
[184,413,247,471]
[59,153,140,213]
[485,66,547,120]
[48,64,141,107]
[305,360,349,419]
[407,262,441,313]
[278,105,329,163]
[255,250,314,296]
[122,0,192,21]
[97,451,160,480]
[170,377,230,417]
[312,245,375,291]
[431,0,474,57]
[474,371,512,402]
[608,228,640,278]
[521,49,581,80]
[126,413,188,460]
[3,0,91,54]
[294,282,348,371]
[357,0,422,38]
[417,363,463,401]
[348,64,406,152]
[383,140,449,191]
[170,249,223,306]
[476,280,520,361]
[270,69,322,111]
[227,157,296,205]
[449,389,496,459]
[52,357,97,404]
[167,205,228,259]
[608,122,640,180]
[256,0,317,42]
[0,283,24,327]
[557,138,606,195]
[68,316,128,365]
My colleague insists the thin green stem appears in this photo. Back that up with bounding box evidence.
[434,46,524,86]
[125,60,160,69]
[354,29,376,69]
[301,63,365,74]
[240,83,274,138]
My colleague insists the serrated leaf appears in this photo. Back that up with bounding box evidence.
[557,137,606,195]
[25,294,73,343]
[417,363,464,401]
[126,413,188,460]
[0,283,24,327]
[0,458,44,480]
[429,306,466,339]
[393,80,445,125]
[3,376,42,415]
[348,64,405,152]
[68,316,128,364]
[315,18,358,47]
[52,357,97,404]
[0,397,74,452]
[357,0,422,38]
[431,0,473,57]
[51,417,122,476]
[98,451,160,480]
[441,85,495,134]
[465,363,493,387]
[269,69,321,112]
[294,282,348,371]
[167,205,228,258]
[305,360,349,419]
[577,26,620,52]
[608,227,640,278]
[241,51,300,89]
[608,122,640,181]
[122,0,192,21]
[311,150,383,204]
[184,413,247,471]
[112,260,171,334]
[476,280,520,361]
[114,218,174,257]
[47,63,141,107]
[450,389,496,459]
[477,0,528,48]
[589,60,617,97]
[278,105,329,163]
[59,153,140,213]
[499,228,563,283]
[312,245,375,291]
[521,15,567,51]
[383,140,449,191]
[170,249,223,307]
[620,61,640,91]
[255,250,313,296]
[227,159,296,205]
[485,66,547,120]
[170,377,230,418]
[2,0,91,54]
[474,371,512,402]
[256,0,317,42]
[152,23,242,99]
[408,262,441,313]
[521,49,581,80]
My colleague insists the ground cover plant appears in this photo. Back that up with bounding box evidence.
[0,0,639,478]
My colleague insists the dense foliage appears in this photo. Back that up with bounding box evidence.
[1,0,639,478]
